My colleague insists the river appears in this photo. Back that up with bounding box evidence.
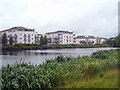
[0,47,117,66]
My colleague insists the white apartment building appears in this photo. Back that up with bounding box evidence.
[0,26,39,44]
[0,26,107,45]
[74,35,97,45]
[96,37,107,44]
[45,31,74,45]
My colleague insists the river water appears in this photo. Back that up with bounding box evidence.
[0,47,117,66]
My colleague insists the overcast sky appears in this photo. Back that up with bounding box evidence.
[0,0,119,38]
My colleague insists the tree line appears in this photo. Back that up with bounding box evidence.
[106,34,120,47]
[1,33,14,45]
[1,32,120,47]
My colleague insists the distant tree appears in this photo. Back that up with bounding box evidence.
[40,35,44,45]
[44,36,47,45]
[2,33,8,45]
[106,39,113,46]
[9,36,14,45]
[113,34,120,47]
[106,34,120,47]
[40,35,48,45]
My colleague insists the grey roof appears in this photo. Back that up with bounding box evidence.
[46,30,73,34]
[1,26,34,32]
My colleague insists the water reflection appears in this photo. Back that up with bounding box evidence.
[1,50,62,56]
[1,47,118,66]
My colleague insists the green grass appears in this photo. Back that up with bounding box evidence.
[0,49,119,89]
[64,69,119,88]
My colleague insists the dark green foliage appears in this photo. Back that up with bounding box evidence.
[14,43,38,46]
[1,50,118,89]
[9,36,14,45]
[55,56,65,62]
[2,44,110,51]
[44,36,47,45]
[106,34,120,47]
[91,50,109,60]
[2,33,8,45]
[40,35,47,45]
[2,45,20,51]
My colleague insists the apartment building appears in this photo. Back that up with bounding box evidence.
[0,26,107,45]
[74,35,97,45]
[45,31,74,45]
[96,37,107,44]
[0,26,39,44]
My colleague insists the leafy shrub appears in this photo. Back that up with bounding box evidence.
[2,45,20,51]
[55,56,65,62]
[91,50,109,60]
[14,43,37,46]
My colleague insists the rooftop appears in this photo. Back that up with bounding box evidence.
[46,30,73,34]
[1,26,35,32]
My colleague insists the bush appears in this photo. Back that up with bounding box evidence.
[2,45,20,51]
[14,43,38,46]
[91,50,109,60]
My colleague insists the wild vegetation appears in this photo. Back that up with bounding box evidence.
[64,69,118,88]
[0,49,119,89]
[1,44,110,51]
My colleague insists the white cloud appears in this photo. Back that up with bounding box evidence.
[0,0,119,38]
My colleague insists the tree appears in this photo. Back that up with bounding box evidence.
[113,34,120,47]
[9,36,14,45]
[40,35,44,45]
[44,36,47,45]
[40,35,48,45]
[106,34,120,47]
[2,33,8,45]
[106,39,113,46]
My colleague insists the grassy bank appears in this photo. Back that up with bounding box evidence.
[1,44,110,51]
[0,49,119,89]
[64,69,118,88]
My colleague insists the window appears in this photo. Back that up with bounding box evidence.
[10,34,12,37]
[15,34,17,37]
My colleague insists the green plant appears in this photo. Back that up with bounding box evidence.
[0,50,118,89]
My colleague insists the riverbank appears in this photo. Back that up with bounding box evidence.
[64,69,119,88]
[1,49,119,89]
[1,44,111,51]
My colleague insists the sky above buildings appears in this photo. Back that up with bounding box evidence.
[0,0,119,38]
